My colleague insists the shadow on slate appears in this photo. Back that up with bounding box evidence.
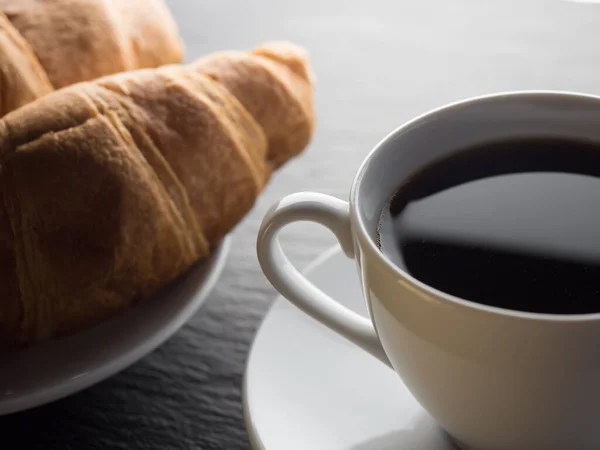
[0,309,255,450]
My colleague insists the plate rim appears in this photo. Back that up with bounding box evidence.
[243,246,342,450]
[0,235,232,416]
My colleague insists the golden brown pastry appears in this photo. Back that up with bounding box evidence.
[0,41,315,346]
[0,0,183,116]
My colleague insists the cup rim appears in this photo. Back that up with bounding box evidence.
[350,89,600,323]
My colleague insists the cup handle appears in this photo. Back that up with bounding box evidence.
[257,192,392,368]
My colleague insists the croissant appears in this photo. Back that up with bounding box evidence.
[0,0,183,116]
[0,41,315,346]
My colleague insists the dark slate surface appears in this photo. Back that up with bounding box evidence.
[2,0,600,448]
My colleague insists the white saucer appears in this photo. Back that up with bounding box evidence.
[0,237,231,415]
[244,247,458,450]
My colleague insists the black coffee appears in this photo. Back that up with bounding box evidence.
[378,137,600,314]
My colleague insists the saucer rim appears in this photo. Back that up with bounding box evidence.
[243,246,342,450]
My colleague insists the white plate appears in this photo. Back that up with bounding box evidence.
[0,236,231,415]
[244,247,458,450]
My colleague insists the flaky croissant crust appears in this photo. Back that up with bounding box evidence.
[0,0,184,116]
[0,42,315,347]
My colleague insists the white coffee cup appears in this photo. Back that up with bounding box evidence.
[257,91,600,450]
